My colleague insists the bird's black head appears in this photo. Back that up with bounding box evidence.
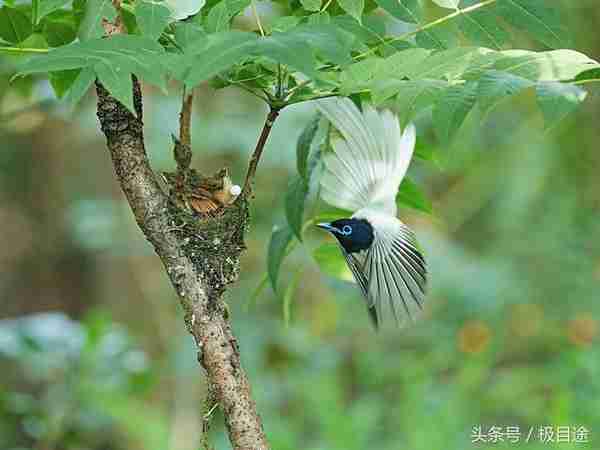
[317,218,374,254]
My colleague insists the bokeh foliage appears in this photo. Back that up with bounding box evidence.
[1,0,599,449]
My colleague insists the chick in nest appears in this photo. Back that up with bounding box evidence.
[189,170,241,215]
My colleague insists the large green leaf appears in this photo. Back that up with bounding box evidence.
[300,0,321,12]
[267,224,295,293]
[0,6,33,44]
[477,70,534,113]
[205,0,250,33]
[173,22,206,50]
[37,0,71,24]
[282,266,303,327]
[16,35,168,91]
[95,60,135,114]
[375,0,421,24]
[372,79,448,125]
[410,47,491,81]
[458,2,508,50]
[136,0,172,41]
[498,0,570,49]
[490,50,600,82]
[312,243,353,282]
[536,82,587,130]
[433,81,478,144]
[337,0,364,23]
[340,57,382,95]
[49,69,80,98]
[78,0,117,41]
[65,66,96,105]
[297,113,321,180]
[396,177,432,214]
[253,33,319,78]
[285,176,309,242]
[183,31,257,87]
[43,19,77,47]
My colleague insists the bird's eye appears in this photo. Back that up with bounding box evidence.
[342,225,352,235]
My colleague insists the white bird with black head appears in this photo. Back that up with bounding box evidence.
[314,97,427,329]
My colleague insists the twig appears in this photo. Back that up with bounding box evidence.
[242,106,282,196]
[179,87,193,147]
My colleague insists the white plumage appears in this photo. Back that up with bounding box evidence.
[315,97,426,328]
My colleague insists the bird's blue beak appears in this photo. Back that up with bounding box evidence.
[316,222,336,233]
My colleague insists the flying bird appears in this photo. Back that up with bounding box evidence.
[314,97,427,329]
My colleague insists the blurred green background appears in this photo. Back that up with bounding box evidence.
[1,2,599,450]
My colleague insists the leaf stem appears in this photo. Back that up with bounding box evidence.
[251,1,265,37]
[0,46,49,54]
[353,0,498,61]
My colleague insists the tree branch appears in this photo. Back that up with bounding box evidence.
[241,106,281,197]
[95,8,270,450]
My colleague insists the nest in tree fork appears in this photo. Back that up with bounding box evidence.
[161,163,249,304]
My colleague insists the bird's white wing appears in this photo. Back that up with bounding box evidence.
[349,210,427,328]
[315,97,416,215]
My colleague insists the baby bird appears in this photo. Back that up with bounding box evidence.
[315,97,427,329]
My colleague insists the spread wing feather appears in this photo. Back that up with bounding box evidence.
[316,97,416,215]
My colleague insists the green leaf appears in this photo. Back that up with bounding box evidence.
[174,22,206,50]
[378,47,431,79]
[410,47,490,81]
[78,0,117,41]
[284,24,355,66]
[183,31,257,87]
[498,0,570,49]
[16,35,167,91]
[253,33,319,78]
[373,79,448,126]
[312,243,353,282]
[432,0,459,8]
[375,0,421,24]
[432,81,478,145]
[285,176,309,242]
[477,70,534,113]
[337,0,364,23]
[340,57,382,95]
[396,177,432,214]
[43,19,77,47]
[205,0,250,33]
[65,66,96,105]
[37,0,71,24]
[490,50,600,82]
[94,60,135,114]
[206,0,230,33]
[458,2,508,49]
[300,0,321,12]
[136,0,172,41]
[536,82,587,130]
[415,19,458,50]
[270,15,302,33]
[0,6,33,44]
[297,113,321,180]
[267,224,295,293]
[49,69,80,98]
[282,266,303,327]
